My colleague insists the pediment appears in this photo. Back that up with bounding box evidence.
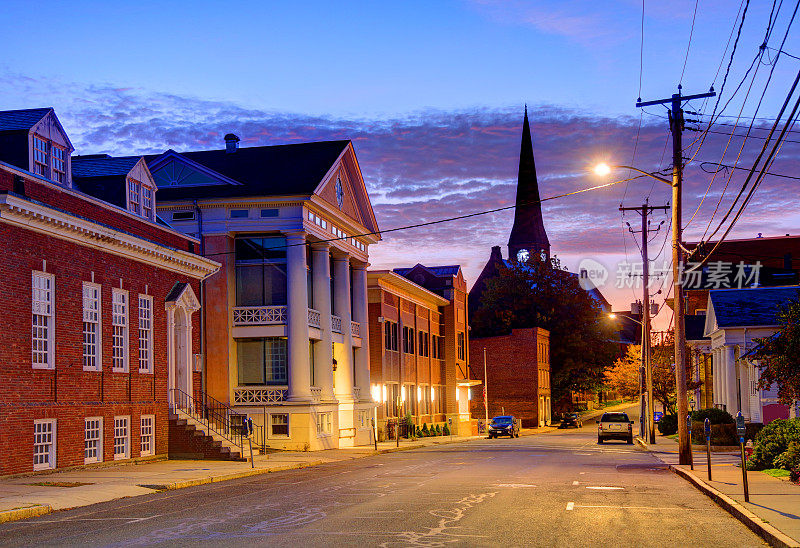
[128,157,156,188]
[703,295,718,337]
[165,282,200,312]
[148,150,240,189]
[314,143,379,235]
[31,110,74,152]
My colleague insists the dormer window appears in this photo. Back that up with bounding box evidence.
[51,146,66,183]
[127,177,155,220]
[32,135,68,183]
[33,136,48,176]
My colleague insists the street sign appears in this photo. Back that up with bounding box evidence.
[654,411,663,423]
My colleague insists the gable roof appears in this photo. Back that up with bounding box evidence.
[0,107,51,132]
[393,264,462,278]
[706,286,800,331]
[150,140,351,201]
[73,155,140,178]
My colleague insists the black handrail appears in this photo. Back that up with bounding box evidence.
[170,388,246,451]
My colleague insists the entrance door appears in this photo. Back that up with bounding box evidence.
[174,307,189,397]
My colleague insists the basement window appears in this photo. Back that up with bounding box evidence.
[172,211,196,221]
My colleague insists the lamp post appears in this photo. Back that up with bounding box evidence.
[597,163,689,459]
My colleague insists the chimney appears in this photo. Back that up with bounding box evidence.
[224,133,240,153]
[490,246,503,262]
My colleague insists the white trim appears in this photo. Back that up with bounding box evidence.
[84,416,103,464]
[112,289,129,373]
[138,295,154,373]
[147,150,245,188]
[82,282,102,371]
[315,411,332,436]
[268,412,291,439]
[31,270,55,370]
[113,415,130,460]
[33,419,56,470]
[0,193,218,278]
[140,414,155,457]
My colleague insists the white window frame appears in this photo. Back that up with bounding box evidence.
[84,417,103,464]
[32,135,49,177]
[315,412,332,436]
[138,295,153,373]
[269,413,290,439]
[82,282,102,371]
[141,186,154,220]
[128,178,141,215]
[51,144,66,183]
[112,289,129,372]
[140,415,155,456]
[32,271,55,369]
[33,419,56,471]
[114,416,130,460]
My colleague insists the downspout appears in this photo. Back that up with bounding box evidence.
[194,200,206,396]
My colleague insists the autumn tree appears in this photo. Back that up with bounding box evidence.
[754,296,800,405]
[471,256,618,404]
[650,332,702,414]
[604,345,641,400]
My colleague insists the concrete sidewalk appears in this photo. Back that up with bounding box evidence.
[641,434,800,547]
[0,432,502,524]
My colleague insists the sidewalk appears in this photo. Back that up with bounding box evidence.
[640,434,800,548]
[0,433,492,524]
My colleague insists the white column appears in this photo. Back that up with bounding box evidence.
[725,345,738,413]
[714,349,722,407]
[352,263,370,401]
[333,254,353,400]
[286,232,312,402]
[312,243,335,401]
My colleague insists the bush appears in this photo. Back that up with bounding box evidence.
[690,408,735,425]
[442,423,451,436]
[421,423,429,437]
[774,440,800,471]
[749,418,800,470]
[415,426,422,438]
[435,424,442,436]
[658,414,678,435]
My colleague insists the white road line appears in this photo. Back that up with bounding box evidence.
[574,505,686,510]
[566,502,575,511]
[586,486,624,490]
[572,481,579,485]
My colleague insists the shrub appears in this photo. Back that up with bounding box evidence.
[690,408,735,425]
[774,440,800,471]
[435,424,442,436]
[749,418,800,470]
[421,423,429,437]
[658,414,678,435]
[442,423,451,436]
[415,426,422,438]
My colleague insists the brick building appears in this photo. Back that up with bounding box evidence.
[0,108,218,475]
[469,328,551,428]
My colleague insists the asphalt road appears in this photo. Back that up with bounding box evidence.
[1,407,765,547]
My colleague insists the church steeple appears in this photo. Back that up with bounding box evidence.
[508,105,550,262]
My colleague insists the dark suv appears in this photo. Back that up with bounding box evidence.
[488,415,519,438]
[597,412,634,444]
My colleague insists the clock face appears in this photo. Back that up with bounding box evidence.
[516,249,530,262]
[540,249,547,261]
[335,177,344,208]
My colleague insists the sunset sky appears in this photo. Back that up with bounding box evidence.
[2,0,798,326]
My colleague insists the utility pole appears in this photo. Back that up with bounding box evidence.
[620,200,668,445]
[483,348,489,428]
[637,85,715,465]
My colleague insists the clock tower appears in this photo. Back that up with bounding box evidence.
[508,106,550,262]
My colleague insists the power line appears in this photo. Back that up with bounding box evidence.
[680,0,700,85]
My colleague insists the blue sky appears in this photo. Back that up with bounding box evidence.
[1,0,799,322]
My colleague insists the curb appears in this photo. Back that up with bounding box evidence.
[0,504,52,524]
[137,460,328,490]
[670,465,800,548]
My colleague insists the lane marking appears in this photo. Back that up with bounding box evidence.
[494,483,536,488]
[566,502,574,511]
[572,481,579,485]
[573,505,685,510]
[586,486,624,490]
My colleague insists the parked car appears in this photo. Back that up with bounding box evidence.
[488,415,520,438]
[559,412,582,429]
[597,412,634,444]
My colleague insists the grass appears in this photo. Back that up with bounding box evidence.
[762,469,791,478]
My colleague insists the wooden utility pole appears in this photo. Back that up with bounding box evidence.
[637,85,715,465]
[620,201,668,445]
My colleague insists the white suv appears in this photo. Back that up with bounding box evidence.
[597,412,634,444]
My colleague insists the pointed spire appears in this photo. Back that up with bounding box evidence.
[508,106,550,261]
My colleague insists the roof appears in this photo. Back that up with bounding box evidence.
[73,156,140,178]
[393,264,461,278]
[708,286,800,329]
[150,140,351,200]
[0,107,51,132]
[367,270,450,306]
[165,282,189,303]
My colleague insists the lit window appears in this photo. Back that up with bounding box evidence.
[84,417,103,464]
[138,295,153,373]
[128,179,140,214]
[33,136,49,177]
[32,272,54,369]
[82,283,101,371]
[114,416,130,460]
[112,290,128,372]
[270,414,289,437]
[140,415,154,456]
[34,419,56,470]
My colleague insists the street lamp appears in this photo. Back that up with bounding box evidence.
[596,162,689,456]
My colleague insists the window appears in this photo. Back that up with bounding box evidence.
[128,179,140,214]
[84,417,103,464]
[138,296,153,373]
[140,415,154,456]
[357,410,368,428]
[172,211,196,221]
[433,385,445,414]
[112,290,128,372]
[261,208,279,218]
[235,236,287,307]
[34,419,56,470]
[316,412,332,435]
[431,335,443,360]
[457,332,465,361]
[270,414,289,437]
[114,416,130,460]
[418,331,429,357]
[33,136,49,176]
[237,337,287,385]
[142,187,153,220]
[403,326,415,354]
[82,283,101,371]
[51,145,66,183]
[420,385,431,415]
[230,209,249,218]
[384,320,399,351]
[32,272,54,369]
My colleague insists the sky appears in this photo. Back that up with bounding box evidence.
[1,0,799,327]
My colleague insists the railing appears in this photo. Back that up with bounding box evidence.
[233,306,287,326]
[331,315,343,333]
[310,386,322,402]
[170,387,263,453]
[308,308,321,328]
[386,418,415,440]
[233,386,288,404]
[351,321,361,337]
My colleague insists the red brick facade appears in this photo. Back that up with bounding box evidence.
[0,164,213,475]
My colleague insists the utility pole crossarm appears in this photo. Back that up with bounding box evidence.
[635,90,716,108]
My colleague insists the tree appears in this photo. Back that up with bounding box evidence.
[754,296,800,405]
[650,332,702,415]
[471,256,618,404]
[604,345,641,400]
